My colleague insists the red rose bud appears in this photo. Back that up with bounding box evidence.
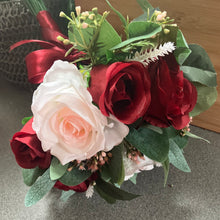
[54,173,98,192]
[88,62,151,124]
[10,118,51,169]
[144,54,197,130]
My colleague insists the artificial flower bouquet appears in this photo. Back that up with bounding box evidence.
[10,0,217,206]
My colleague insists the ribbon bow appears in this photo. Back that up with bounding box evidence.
[10,11,84,84]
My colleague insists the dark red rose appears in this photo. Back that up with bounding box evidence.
[10,118,51,169]
[88,62,151,124]
[144,54,197,130]
[54,173,98,192]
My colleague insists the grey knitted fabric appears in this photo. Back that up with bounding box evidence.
[0,0,41,88]
[0,0,68,89]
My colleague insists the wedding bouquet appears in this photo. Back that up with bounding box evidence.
[10,0,217,206]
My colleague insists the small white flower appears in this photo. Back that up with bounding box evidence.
[86,185,94,198]
[123,152,162,181]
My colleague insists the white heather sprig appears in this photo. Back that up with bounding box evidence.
[126,42,176,66]
[86,185,94,199]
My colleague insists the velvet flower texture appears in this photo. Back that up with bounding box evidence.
[88,62,151,124]
[31,60,129,165]
[144,54,197,130]
[10,118,51,169]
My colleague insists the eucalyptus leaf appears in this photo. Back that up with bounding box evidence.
[22,167,45,186]
[25,169,55,207]
[162,158,169,187]
[168,139,191,172]
[50,157,68,181]
[144,124,163,134]
[136,0,154,11]
[95,178,140,201]
[129,173,138,184]
[190,83,217,116]
[59,167,91,186]
[165,126,179,138]
[185,131,210,144]
[181,66,217,87]
[133,1,157,22]
[126,126,169,162]
[183,44,216,73]
[60,190,75,202]
[174,29,191,65]
[171,134,188,149]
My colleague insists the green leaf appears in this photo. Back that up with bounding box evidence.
[107,144,125,185]
[129,173,138,184]
[105,0,127,27]
[181,66,217,87]
[25,169,55,207]
[160,25,178,45]
[111,23,162,50]
[95,178,140,201]
[171,134,188,149]
[68,14,121,63]
[105,49,128,64]
[165,127,189,149]
[183,44,216,73]
[95,19,122,58]
[181,44,217,88]
[165,126,179,138]
[22,167,45,186]
[128,21,161,38]
[59,167,91,186]
[174,30,191,65]
[185,131,210,144]
[162,158,169,187]
[144,124,163,134]
[94,184,116,204]
[126,126,169,162]
[190,83,217,116]
[60,190,75,202]
[21,116,32,125]
[168,139,191,172]
[136,0,154,11]
[100,165,112,182]
[50,157,68,181]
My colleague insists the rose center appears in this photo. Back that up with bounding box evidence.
[112,74,134,111]
[50,107,92,143]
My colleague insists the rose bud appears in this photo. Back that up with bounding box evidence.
[10,118,51,169]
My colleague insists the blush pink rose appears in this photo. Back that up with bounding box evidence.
[31,60,129,165]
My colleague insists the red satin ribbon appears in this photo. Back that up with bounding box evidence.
[10,11,84,84]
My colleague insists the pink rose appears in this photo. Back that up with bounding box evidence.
[32,60,129,165]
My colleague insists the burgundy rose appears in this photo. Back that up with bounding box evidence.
[10,118,51,169]
[88,62,151,124]
[54,173,98,192]
[144,54,197,130]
